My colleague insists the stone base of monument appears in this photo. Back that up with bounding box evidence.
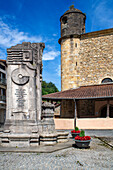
[0,132,39,147]
[3,120,40,134]
[0,102,69,147]
[57,131,69,143]
[0,131,69,147]
[39,133,58,145]
[39,131,69,145]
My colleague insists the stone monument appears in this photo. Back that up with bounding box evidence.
[0,42,69,147]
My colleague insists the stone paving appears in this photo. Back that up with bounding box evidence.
[0,138,113,170]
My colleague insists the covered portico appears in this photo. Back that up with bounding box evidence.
[42,84,113,129]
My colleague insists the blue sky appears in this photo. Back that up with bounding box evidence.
[0,0,113,90]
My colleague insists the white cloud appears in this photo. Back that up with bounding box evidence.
[43,50,60,60]
[53,33,57,37]
[0,19,42,48]
[56,64,61,76]
[0,18,60,61]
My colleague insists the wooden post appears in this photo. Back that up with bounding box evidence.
[107,100,110,118]
[74,99,77,128]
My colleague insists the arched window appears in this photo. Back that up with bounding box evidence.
[101,78,113,83]
[62,16,67,24]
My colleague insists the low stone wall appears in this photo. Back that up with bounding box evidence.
[54,118,113,129]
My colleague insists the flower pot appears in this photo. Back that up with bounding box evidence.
[71,133,80,138]
[74,139,91,148]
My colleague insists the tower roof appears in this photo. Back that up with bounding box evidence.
[60,5,86,21]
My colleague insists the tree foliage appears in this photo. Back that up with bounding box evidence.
[42,81,59,95]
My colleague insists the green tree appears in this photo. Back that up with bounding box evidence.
[42,81,59,95]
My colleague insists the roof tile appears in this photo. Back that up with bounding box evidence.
[42,84,113,100]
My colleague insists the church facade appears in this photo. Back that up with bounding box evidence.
[43,5,113,129]
[59,5,113,121]
[59,5,113,91]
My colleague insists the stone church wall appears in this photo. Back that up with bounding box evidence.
[61,29,113,91]
[79,29,113,86]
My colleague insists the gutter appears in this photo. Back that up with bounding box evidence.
[42,96,113,100]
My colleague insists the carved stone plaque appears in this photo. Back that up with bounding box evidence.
[11,68,29,85]
[23,50,32,61]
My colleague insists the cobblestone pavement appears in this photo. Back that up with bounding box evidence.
[0,138,113,170]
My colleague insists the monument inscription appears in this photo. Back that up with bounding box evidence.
[15,89,26,107]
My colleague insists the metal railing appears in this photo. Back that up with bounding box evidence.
[0,78,6,85]
[0,95,6,101]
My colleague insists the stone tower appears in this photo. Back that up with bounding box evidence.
[59,5,86,91]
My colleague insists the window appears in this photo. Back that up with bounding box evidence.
[62,16,67,24]
[0,64,5,70]
[0,73,5,78]
[101,78,113,83]
[82,28,84,33]
[75,43,77,47]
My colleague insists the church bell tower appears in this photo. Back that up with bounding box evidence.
[59,5,86,91]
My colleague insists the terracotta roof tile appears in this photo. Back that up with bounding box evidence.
[42,84,113,100]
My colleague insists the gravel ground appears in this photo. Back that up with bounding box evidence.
[0,138,113,170]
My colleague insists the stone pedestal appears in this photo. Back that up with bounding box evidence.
[40,102,58,145]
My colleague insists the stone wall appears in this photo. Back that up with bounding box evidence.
[61,37,80,91]
[61,29,113,91]
[79,29,113,86]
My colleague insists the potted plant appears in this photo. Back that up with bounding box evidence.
[74,130,91,148]
[71,127,80,138]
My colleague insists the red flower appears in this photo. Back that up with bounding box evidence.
[75,136,91,141]
[71,130,80,133]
